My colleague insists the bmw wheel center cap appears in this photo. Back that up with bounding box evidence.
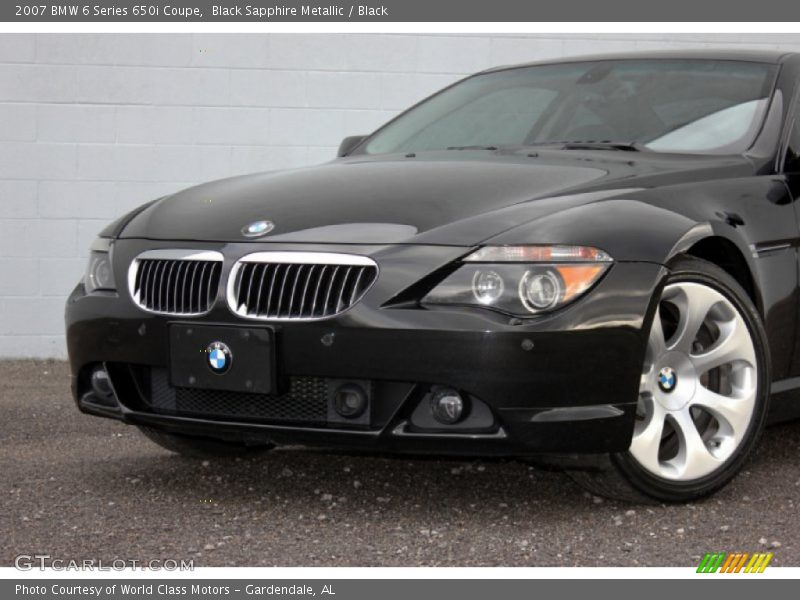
[657,366,677,393]
[206,341,233,374]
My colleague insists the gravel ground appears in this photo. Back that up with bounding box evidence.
[2,359,799,567]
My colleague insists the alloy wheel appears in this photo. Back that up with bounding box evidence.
[631,281,758,481]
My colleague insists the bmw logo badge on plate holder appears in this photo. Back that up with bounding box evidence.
[206,341,233,374]
[242,220,275,238]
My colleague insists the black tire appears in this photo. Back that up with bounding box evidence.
[137,426,275,458]
[570,256,770,503]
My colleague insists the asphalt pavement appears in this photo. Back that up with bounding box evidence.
[2,360,799,567]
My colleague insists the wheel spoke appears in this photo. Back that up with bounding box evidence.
[691,317,755,374]
[691,383,755,440]
[669,408,721,480]
[666,284,721,354]
[629,401,666,475]
[648,305,667,358]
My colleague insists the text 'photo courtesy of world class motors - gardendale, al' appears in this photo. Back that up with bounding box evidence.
[1,29,800,573]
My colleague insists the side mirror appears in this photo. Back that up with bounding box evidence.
[337,135,367,157]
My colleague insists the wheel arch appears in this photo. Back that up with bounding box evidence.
[665,223,764,317]
[685,236,759,311]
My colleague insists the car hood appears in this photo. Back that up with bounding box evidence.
[119,150,752,246]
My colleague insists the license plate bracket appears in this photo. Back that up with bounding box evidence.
[169,324,275,394]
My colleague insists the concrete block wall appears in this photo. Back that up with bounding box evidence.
[1,33,799,358]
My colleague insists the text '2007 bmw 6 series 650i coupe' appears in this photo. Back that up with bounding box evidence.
[66,50,800,502]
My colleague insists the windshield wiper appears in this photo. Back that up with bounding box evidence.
[560,141,644,152]
[445,145,499,151]
[440,141,645,152]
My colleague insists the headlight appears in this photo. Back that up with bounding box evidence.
[422,245,612,316]
[84,238,116,294]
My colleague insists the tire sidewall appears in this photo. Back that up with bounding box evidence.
[613,256,771,502]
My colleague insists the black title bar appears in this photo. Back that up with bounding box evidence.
[5,0,800,22]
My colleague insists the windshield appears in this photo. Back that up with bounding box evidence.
[362,59,777,156]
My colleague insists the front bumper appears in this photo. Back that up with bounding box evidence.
[65,239,667,457]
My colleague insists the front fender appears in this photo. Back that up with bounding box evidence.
[486,185,800,382]
[485,197,698,263]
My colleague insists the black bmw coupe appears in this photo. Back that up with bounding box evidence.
[66,50,800,502]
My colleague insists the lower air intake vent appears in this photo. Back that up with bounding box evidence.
[227,252,378,320]
[146,368,329,424]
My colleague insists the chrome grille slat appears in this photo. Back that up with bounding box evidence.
[205,262,215,307]
[178,262,187,313]
[298,264,316,315]
[287,264,304,316]
[276,264,293,317]
[141,260,154,307]
[162,261,176,312]
[264,264,280,317]
[310,265,327,317]
[147,260,158,311]
[228,252,378,321]
[244,263,257,313]
[158,261,169,311]
[173,261,185,313]
[129,250,223,316]
[147,261,159,310]
[134,259,145,293]
[196,262,209,313]
[235,262,248,312]
[186,261,199,314]
[322,265,340,316]
[350,267,365,306]
[156,261,167,312]
[336,266,353,313]
[254,264,269,316]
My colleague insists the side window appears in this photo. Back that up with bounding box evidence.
[786,95,800,172]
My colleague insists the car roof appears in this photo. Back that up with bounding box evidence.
[482,49,797,73]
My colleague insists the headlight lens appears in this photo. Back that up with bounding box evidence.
[519,269,560,311]
[84,238,116,294]
[422,245,612,316]
[472,270,505,305]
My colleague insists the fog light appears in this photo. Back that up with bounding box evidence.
[90,367,114,400]
[430,388,465,424]
[333,384,368,418]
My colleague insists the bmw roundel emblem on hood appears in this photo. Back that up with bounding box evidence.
[206,342,232,374]
[242,220,275,238]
